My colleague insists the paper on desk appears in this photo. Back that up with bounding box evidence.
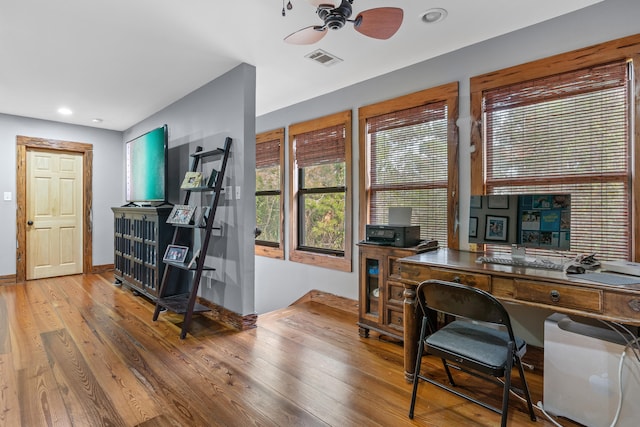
[389,207,412,225]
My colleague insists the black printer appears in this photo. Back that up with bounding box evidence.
[365,224,421,247]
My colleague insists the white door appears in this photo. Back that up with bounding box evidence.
[26,150,83,279]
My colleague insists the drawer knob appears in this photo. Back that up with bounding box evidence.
[453,276,461,283]
[550,290,560,302]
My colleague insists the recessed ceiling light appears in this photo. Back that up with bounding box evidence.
[421,8,447,24]
[92,118,103,123]
[57,107,73,115]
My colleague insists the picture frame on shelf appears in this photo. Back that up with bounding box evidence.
[192,206,210,227]
[181,171,203,189]
[206,169,218,187]
[166,204,196,225]
[187,249,200,269]
[163,244,189,263]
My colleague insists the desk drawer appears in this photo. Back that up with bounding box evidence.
[604,292,640,324]
[388,281,405,305]
[430,268,491,292]
[514,280,603,313]
[388,256,404,279]
[386,306,404,332]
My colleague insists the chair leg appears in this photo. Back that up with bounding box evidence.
[515,356,537,421]
[409,317,429,419]
[500,342,515,427]
[442,359,456,386]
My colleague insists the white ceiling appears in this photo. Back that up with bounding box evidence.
[1,0,601,131]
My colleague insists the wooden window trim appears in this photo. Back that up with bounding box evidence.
[358,82,460,249]
[289,110,352,272]
[255,128,285,259]
[16,136,94,282]
[470,33,640,260]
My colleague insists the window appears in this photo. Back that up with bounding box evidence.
[358,83,459,248]
[255,128,285,259]
[471,34,640,261]
[289,110,352,271]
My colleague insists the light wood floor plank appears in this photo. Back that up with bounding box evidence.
[16,366,73,427]
[3,282,73,426]
[55,276,223,426]
[42,276,164,425]
[0,353,20,427]
[0,273,582,427]
[41,329,127,426]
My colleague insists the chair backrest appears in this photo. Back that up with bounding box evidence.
[417,279,514,330]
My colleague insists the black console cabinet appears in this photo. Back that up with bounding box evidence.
[112,205,181,299]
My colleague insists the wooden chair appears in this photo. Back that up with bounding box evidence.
[408,279,537,426]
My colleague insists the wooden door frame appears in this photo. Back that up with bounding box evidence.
[16,136,93,282]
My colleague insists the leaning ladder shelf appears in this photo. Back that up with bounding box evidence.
[152,137,232,339]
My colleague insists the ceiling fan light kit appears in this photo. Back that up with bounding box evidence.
[284,0,403,45]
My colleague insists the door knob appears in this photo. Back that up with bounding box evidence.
[27,220,33,225]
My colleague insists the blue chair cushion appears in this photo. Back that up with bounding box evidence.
[425,320,526,374]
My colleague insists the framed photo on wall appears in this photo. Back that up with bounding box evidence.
[487,195,509,209]
[485,216,508,241]
[470,195,482,209]
[469,216,478,238]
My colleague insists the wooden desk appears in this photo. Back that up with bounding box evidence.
[398,248,640,382]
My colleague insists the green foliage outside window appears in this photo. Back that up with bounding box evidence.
[256,165,280,244]
[299,162,345,252]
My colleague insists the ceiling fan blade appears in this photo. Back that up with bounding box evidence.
[284,26,328,45]
[307,0,339,8]
[354,7,403,40]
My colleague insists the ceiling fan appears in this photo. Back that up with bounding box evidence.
[284,0,403,45]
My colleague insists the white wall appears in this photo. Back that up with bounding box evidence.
[255,0,640,344]
[0,114,123,275]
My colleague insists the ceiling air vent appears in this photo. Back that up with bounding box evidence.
[305,49,342,67]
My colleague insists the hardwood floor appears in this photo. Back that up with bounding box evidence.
[0,273,581,427]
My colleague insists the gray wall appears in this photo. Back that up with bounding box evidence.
[124,63,257,316]
[255,0,640,345]
[0,113,123,275]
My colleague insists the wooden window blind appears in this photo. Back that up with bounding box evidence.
[289,110,352,272]
[294,124,345,169]
[366,101,449,245]
[256,129,285,257]
[256,138,280,169]
[483,60,631,259]
[293,123,346,254]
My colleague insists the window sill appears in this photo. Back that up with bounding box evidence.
[289,249,352,272]
[255,245,284,260]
